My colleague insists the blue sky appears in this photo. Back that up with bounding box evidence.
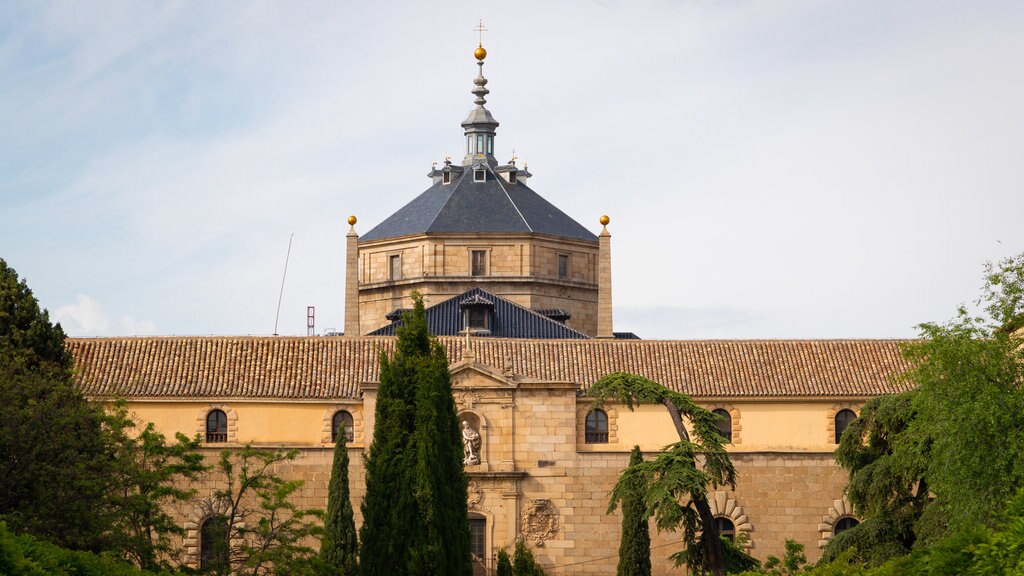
[2,1,1023,339]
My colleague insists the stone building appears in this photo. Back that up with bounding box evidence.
[67,43,910,574]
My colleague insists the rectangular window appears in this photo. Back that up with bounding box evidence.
[509,171,517,184]
[467,307,488,330]
[476,135,484,155]
[467,135,472,154]
[389,254,401,281]
[474,169,486,182]
[443,171,451,185]
[471,250,487,276]
[469,517,486,560]
[486,135,493,154]
[558,254,569,279]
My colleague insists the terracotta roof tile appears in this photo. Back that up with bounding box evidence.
[67,337,912,400]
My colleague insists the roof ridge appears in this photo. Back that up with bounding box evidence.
[424,171,466,233]
[489,165,532,232]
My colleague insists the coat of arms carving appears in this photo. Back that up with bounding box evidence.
[520,498,559,546]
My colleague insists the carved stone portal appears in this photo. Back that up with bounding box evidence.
[521,498,559,547]
[462,420,481,465]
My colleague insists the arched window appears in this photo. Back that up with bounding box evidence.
[712,408,732,442]
[834,516,859,535]
[206,409,228,443]
[714,517,736,542]
[585,409,608,444]
[332,410,354,443]
[199,516,229,570]
[834,409,857,444]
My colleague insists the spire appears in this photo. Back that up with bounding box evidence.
[462,22,499,167]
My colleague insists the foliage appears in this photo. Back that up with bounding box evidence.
[103,402,209,570]
[511,539,547,576]
[744,539,808,576]
[0,259,111,551]
[496,548,513,576]
[615,446,651,576]
[828,253,1024,564]
[360,293,471,576]
[0,521,182,576]
[321,428,359,575]
[209,446,325,576]
[592,372,735,576]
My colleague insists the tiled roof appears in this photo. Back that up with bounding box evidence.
[68,337,913,400]
[359,166,597,242]
[367,288,590,340]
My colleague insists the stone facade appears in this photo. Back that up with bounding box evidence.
[356,232,600,336]
[120,349,865,575]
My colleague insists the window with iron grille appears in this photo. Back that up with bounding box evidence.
[469,516,486,560]
[199,516,229,570]
[332,410,354,443]
[206,410,228,443]
[585,409,609,444]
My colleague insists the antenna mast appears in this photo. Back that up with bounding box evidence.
[273,234,294,336]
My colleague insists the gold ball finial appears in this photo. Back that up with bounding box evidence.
[347,215,357,226]
[599,215,610,226]
[474,45,487,60]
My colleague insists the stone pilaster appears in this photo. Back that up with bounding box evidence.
[344,217,360,337]
[597,216,613,338]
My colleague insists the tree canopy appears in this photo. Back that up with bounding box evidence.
[591,372,736,576]
[0,259,111,550]
[828,253,1024,565]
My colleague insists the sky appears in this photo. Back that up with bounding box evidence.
[2,1,1023,340]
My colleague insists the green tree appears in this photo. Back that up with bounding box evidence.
[511,539,546,576]
[590,372,736,576]
[103,402,209,571]
[210,446,324,576]
[615,446,651,576]
[0,259,111,551]
[828,253,1024,565]
[496,548,513,576]
[360,293,471,576]
[320,429,358,575]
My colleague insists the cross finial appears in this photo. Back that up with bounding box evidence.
[474,20,487,46]
[511,148,518,165]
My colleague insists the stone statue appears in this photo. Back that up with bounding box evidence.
[462,420,481,465]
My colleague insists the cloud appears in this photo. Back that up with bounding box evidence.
[54,294,156,337]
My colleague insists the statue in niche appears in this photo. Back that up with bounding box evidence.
[462,420,481,465]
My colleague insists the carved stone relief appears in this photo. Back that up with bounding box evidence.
[520,498,559,547]
[467,481,483,510]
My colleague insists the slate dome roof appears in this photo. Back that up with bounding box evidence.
[360,166,597,242]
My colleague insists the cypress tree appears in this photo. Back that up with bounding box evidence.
[321,430,359,575]
[496,549,513,576]
[616,446,651,576]
[360,293,471,576]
